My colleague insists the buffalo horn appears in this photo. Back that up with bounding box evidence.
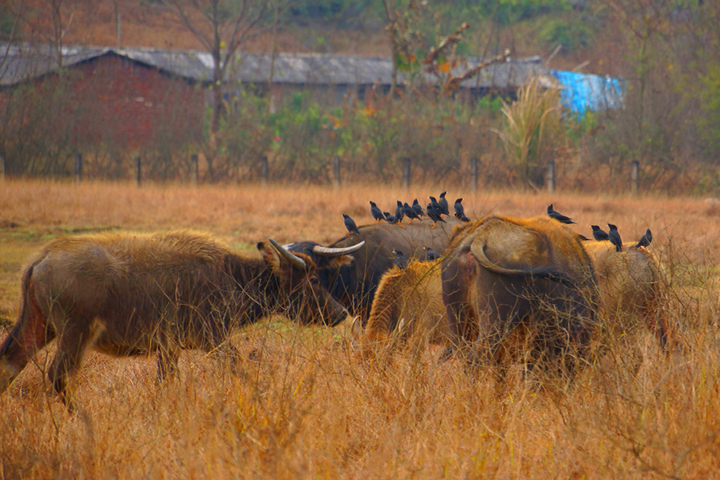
[311,241,366,257]
[268,238,307,271]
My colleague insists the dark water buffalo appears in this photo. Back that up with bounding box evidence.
[0,231,351,408]
[288,217,463,321]
[441,216,596,374]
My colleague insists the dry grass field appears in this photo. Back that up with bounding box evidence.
[1,180,720,479]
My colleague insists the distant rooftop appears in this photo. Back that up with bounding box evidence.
[0,43,555,90]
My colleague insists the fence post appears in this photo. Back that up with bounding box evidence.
[471,157,479,193]
[332,155,341,189]
[190,154,198,185]
[261,156,269,186]
[631,160,639,195]
[546,160,555,194]
[402,157,411,190]
[0,151,5,182]
[135,156,142,186]
[74,153,82,182]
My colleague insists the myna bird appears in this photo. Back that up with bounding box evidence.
[392,249,408,270]
[394,200,405,225]
[426,203,446,229]
[454,198,470,222]
[412,199,425,219]
[404,202,420,224]
[591,225,609,241]
[423,246,439,261]
[369,201,385,223]
[547,204,576,224]
[608,224,622,252]
[343,214,360,236]
[438,192,450,216]
[429,196,442,213]
[383,212,396,224]
[636,229,652,248]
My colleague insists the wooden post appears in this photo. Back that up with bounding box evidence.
[332,155,341,189]
[546,160,555,194]
[74,153,82,182]
[471,157,479,192]
[402,157,411,189]
[261,156,269,186]
[631,160,639,195]
[190,154,198,185]
[135,156,142,186]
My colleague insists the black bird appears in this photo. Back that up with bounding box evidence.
[636,229,652,248]
[392,249,408,270]
[383,212,396,224]
[608,223,622,252]
[454,198,470,222]
[369,201,385,223]
[343,214,360,236]
[547,204,576,224]
[429,196,442,213]
[591,225,609,241]
[423,246,439,261]
[412,199,424,219]
[426,203,446,229]
[404,202,420,224]
[394,200,405,226]
[438,192,450,216]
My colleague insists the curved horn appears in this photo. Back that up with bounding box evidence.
[268,238,307,271]
[311,241,366,257]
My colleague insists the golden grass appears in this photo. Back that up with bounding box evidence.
[1,180,720,478]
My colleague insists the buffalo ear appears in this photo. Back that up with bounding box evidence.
[258,242,281,271]
[328,255,355,269]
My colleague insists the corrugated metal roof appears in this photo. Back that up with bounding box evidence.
[0,43,552,90]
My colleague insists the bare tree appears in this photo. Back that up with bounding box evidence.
[160,0,278,140]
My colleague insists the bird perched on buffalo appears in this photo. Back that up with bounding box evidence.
[426,203,446,229]
[383,212,395,224]
[429,196,442,213]
[392,249,408,270]
[591,225,609,241]
[412,199,424,219]
[438,192,450,216]
[343,214,360,236]
[394,200,405,226]
[636,229,652,248]
[608,224,622,252]
[547,204,576,224]
[454,198,470,222]
[369,201,385,223]
[403,202,420,224]
[423,246,439,261]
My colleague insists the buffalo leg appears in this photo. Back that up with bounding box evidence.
[49,316,104,410]
[0,282,55,394]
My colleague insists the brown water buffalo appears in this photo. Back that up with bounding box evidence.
[0,231,352,408]
[441,216,596,374]
[584,240,667,347]
[363,260,451,352]
[288,217,464,322]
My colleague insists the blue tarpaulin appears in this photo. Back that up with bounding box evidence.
[550,70,624,116]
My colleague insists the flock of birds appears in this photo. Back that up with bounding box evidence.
[341,197,653,271]
[343,191,470,238]
[547,204,652,252]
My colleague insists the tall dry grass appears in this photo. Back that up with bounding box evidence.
[1,180,720,478]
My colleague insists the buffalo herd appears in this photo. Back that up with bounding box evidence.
[0,205,665,408]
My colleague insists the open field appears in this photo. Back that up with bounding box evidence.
[1,180,720,478]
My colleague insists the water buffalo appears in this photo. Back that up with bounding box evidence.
[363,260,450,352]
[0,231,352,408]
[584,240,667,347]
[441,216,596,375]
[288,217,464,321]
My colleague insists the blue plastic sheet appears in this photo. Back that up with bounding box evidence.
[550,70,623,116]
